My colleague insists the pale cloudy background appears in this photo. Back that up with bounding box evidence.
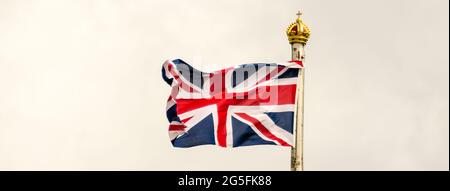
[0,0,448,170]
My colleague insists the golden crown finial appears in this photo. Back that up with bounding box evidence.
[287,11,311,45]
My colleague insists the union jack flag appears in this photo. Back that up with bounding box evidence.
[162,59,302,148]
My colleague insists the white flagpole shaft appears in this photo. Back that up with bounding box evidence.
[291,43,305,171]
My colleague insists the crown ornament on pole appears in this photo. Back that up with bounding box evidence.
[287,11,311,45]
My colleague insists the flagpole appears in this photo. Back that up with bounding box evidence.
[287,11,310,171]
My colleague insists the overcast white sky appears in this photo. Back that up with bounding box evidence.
[0,0,448,170]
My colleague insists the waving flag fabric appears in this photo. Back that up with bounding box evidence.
[162,59,302,148]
